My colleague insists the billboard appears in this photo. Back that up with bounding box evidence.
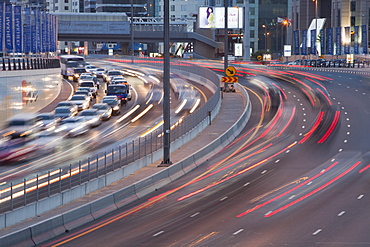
[58,21,130,35]
[198,7,243,29]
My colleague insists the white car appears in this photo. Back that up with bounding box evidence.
[27,129,66,152]
[37,112,61,130]
[79,109,102,127]
[55,116,90,137]
[93,68,105,78]
[92,103,113,120]
[69,95,90,111]
[79,81,98,97]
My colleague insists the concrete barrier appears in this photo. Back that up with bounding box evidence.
[114,185,138,209]
[0,228,34,247]
[90,194,118,220]
[168,161,186,181]
[62,204,94,231]
[152,170,171,190]
[30,215,66,245]
[134,177,155,199]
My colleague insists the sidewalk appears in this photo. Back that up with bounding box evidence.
[0,88,248,242]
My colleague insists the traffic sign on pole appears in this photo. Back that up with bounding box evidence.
[225,66,236,77]
[221,77,238,83]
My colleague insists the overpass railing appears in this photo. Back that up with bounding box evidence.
[0,58,60,71]
[0,58,220,218]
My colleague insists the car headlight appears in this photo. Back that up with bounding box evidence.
[113,106,119,110]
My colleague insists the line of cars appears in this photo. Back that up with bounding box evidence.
[0,64,135,162]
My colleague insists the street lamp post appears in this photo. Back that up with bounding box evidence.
[313,0,318,58]
[262,24,267,52]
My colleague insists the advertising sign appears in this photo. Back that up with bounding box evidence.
[5,4,12,51]
[344,26,350,54]
[320,29,325,55]
[14,5,22,53]
[362,25,368,54]
[301,30,307,55]
[58,21,130,35]
[354,26,359,54]
[336,27,341,55]
[327,28,333,55]
[198,7,243,29]
[310,29,316,55]
[284,45,291,57]
[24,7,31,53]
[234,43,242,57]
[293,30,300,55]
[0,3,4,52]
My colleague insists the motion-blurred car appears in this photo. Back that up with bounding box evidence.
[1,113,43,139]
[79,109,103,127]
[69,95,90,111]
[56,101,78,113]
[54,106,78,119]
[79,81,98,97]
[103,70,123,83]
[85,65,98,73]
[102,98,121,115]
[93,68,105,78]
[92,103,113,120]
[0,136,39,163]
[74,90,93,102]
[27,129,66,152]
[55,116,90,137]
[37,112,61,130]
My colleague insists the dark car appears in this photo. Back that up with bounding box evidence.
[102,98,121,115]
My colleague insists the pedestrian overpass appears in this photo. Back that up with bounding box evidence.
[54,13,223,58]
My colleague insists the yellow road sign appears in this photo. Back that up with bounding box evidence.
[225,66,236,77]
[221,77,238,83]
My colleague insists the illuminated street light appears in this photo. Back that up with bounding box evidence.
[262,24,267,51]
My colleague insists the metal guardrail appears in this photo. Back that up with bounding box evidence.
[0,59,220,214]
[0,58,60,71]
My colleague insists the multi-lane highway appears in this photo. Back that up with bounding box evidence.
[42,65,370,246]
[0,60,209,213]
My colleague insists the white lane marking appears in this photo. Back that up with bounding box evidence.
[243,182,250,186]
[233,229,244,235]
[190,212,200,218]
[344,140,348,143]
[261,170,267,174]
[339,149,343,152]
[286,150,290,153]
[344,112,348,115]
[302,126,306,129]
[312,229,322,235]
[331,159,336,162]
[220,196,228,201]
[275,159,280,163]
[289,195,295,200]
[153,231,164,237]
[346,118,350,121]
[265,211,273,216]
[338,211,346,217]
[307,182,312,185]
[347,125,351,128]
[347,132,350,135]
[358,195,364,199]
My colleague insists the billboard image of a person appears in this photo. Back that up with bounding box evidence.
[206,7,215,28]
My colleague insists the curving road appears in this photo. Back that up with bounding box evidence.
[42,66,370,247]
